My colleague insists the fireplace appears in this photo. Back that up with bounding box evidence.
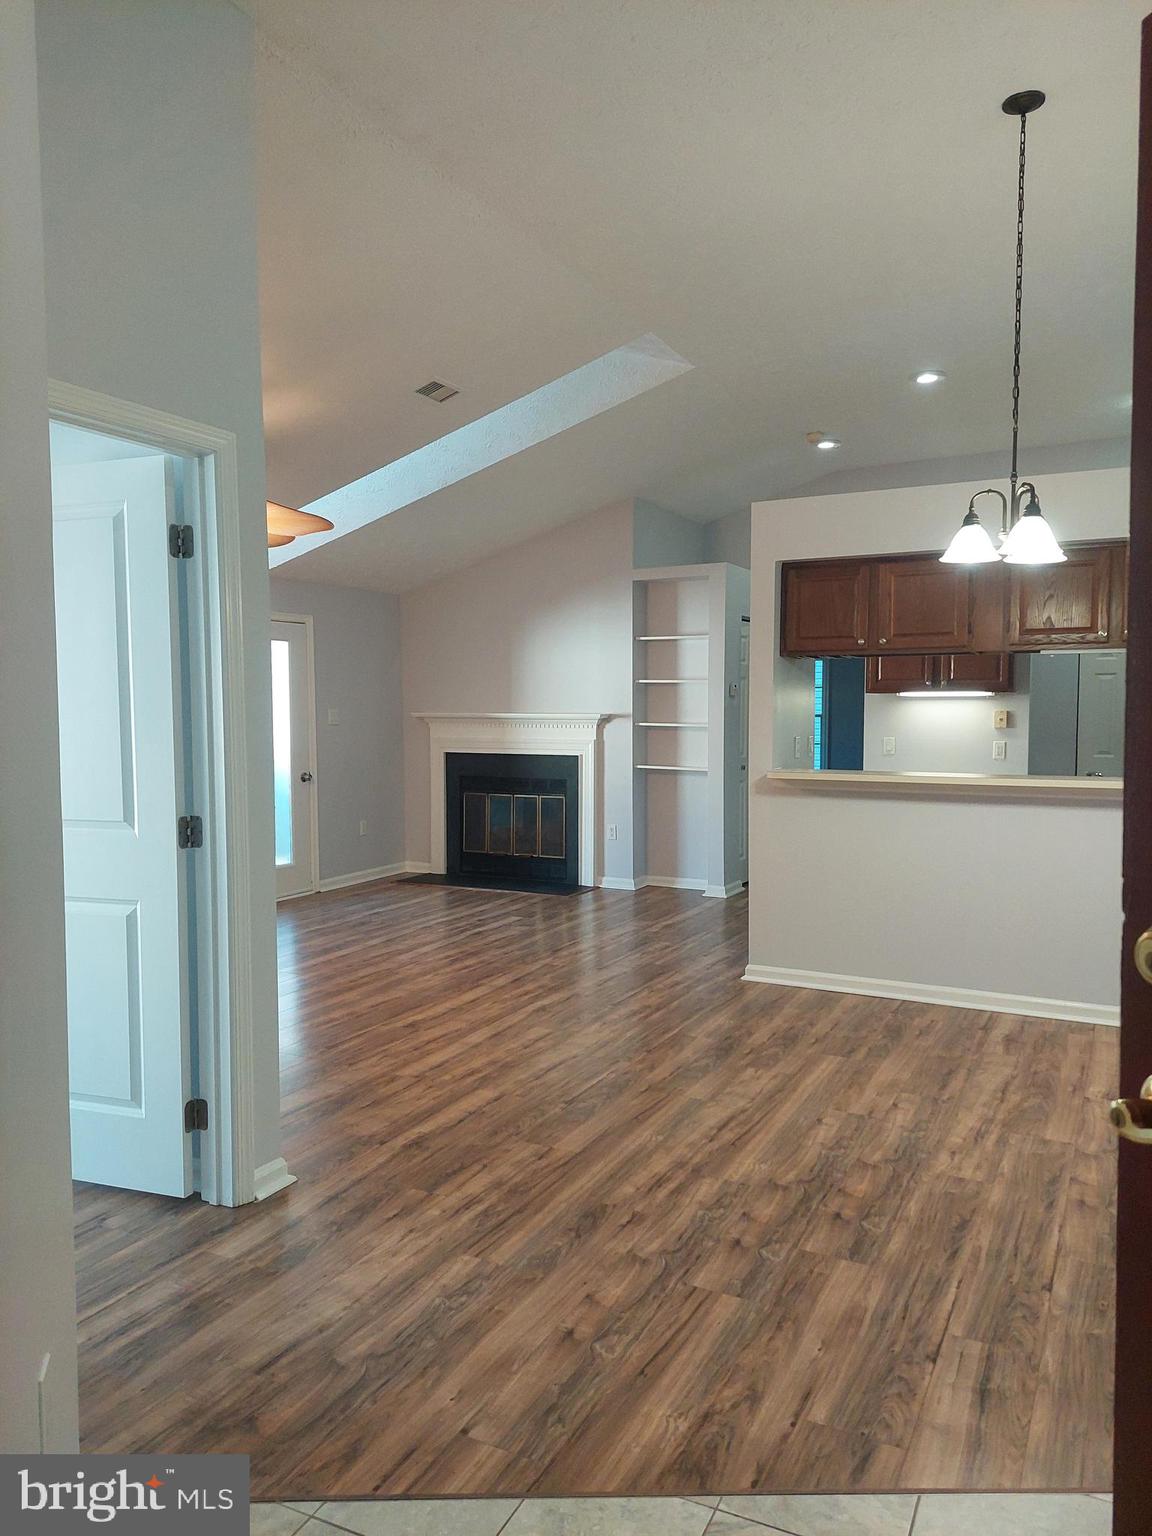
[446,752,579,888]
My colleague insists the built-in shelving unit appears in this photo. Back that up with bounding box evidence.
[631,563,750,895]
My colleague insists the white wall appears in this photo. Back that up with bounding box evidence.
[270,579,405,883]
[35,0,281,1171]
[862,675,1031,776]
[749,468,1127,1021]
[403,501,636,883]
[0,0,80,1455]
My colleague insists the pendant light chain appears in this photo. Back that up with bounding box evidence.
[1010,109,1027,506]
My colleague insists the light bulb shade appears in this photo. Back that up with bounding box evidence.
[940,515,1002,564]
[1000,506,1067,564]
[266,500,335,538]
[268,531,295,548]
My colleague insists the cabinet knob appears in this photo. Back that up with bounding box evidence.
[879,637,887,644]
[1098,629,1107,638]
[857,638,865,646]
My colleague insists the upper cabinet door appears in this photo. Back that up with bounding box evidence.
[873,558,971,651]
[782,561,869,654]
[941,651,1015,691]
[865,654,934,693]
[1007,544,1114,648]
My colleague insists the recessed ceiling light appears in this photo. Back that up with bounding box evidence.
[805,432,840,450]
[914,370,946,385]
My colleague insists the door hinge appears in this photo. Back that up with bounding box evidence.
[177,814,204,849]
[168,523,194,559]
[184,1097,209,1133]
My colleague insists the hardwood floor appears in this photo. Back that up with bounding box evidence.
[74,882,1116,1500]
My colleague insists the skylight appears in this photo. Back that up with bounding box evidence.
[268,335,693,567]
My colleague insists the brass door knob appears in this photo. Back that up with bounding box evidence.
[1111,1074,1152,1144]
[1135,926,1152,986]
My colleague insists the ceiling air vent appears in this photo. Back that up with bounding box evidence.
[415,380,459,403]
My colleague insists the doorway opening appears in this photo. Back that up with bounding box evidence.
[47,383,261,1212]
[271,614,319,899]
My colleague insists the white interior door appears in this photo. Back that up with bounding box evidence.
[52,455,194,1197]
[272,618,318,898]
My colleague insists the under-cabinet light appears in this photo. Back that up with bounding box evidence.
[896,690,995,699]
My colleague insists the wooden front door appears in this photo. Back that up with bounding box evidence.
[1114,16,1152,1535]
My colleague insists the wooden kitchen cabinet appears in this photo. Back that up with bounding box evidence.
[1006,544,1115,648]
[782,541,1127,657]
[865,654,934,692]
[782,561,869,654]
[941,651,1014,690]
[872,558,972,652]
[866,651,1013,693]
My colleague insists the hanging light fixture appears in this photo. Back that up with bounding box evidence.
[941,91,1066,566]
[266,500,334,550]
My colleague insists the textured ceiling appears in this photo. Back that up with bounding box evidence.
[249,0,1141,591]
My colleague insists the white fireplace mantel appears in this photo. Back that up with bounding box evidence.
[415,713,610,887]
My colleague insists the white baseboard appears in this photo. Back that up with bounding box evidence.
[702,880,746,899]
[599,875,642,891]
[741,964,1119,1028]
[316,862,409,892]
[639,875,707,892]
[403,860,433,875]
[253,1157,297,1202]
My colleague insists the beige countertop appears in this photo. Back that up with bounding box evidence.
[761,768,1122,800]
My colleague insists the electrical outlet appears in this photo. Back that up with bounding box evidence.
[993,708,1010,730]
[882,736,896,756]
[359,819,368,836]
[607,824,619,841]
[992,739,1007,761]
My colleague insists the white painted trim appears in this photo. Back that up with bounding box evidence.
[640,875,708,892]
[703,881,746,899]
[315,862,409,893]
[403,860,433,875]
[415,713,609,888]
[599,875,642,891]
[252,1157,297,1202]
[47,381,259,1206]
[271,612,319,898]
[741,964,1119,1028]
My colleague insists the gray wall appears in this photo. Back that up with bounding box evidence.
[270,579,405,882]
[36,0,281,1170]
[633,499,707,567]
[705,508,752,568]
[0,0,79,1454]
[402,500,636,883]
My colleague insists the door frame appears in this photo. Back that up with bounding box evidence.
[47,380,259,1208]
[270,611,320,899]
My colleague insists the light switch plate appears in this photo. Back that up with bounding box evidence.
[992,739,1007,760]
[327,707,340,726]
[882,736,896,756]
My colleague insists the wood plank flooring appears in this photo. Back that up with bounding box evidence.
[73,882,1116,1500]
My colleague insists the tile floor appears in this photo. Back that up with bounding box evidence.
[252,1492,1112,1536]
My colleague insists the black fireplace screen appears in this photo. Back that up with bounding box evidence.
[446,752,579,886]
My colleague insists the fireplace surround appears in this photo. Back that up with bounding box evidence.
[415,713,609,888]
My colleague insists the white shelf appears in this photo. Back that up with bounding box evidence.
[638,721,707,729]
[636,677,707,683]
[634,633,708,641]
[635,763,708,773]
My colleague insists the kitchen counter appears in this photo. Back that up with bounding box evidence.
[761,769,1122,801]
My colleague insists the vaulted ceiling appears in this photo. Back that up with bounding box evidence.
[249,0,1141,591]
